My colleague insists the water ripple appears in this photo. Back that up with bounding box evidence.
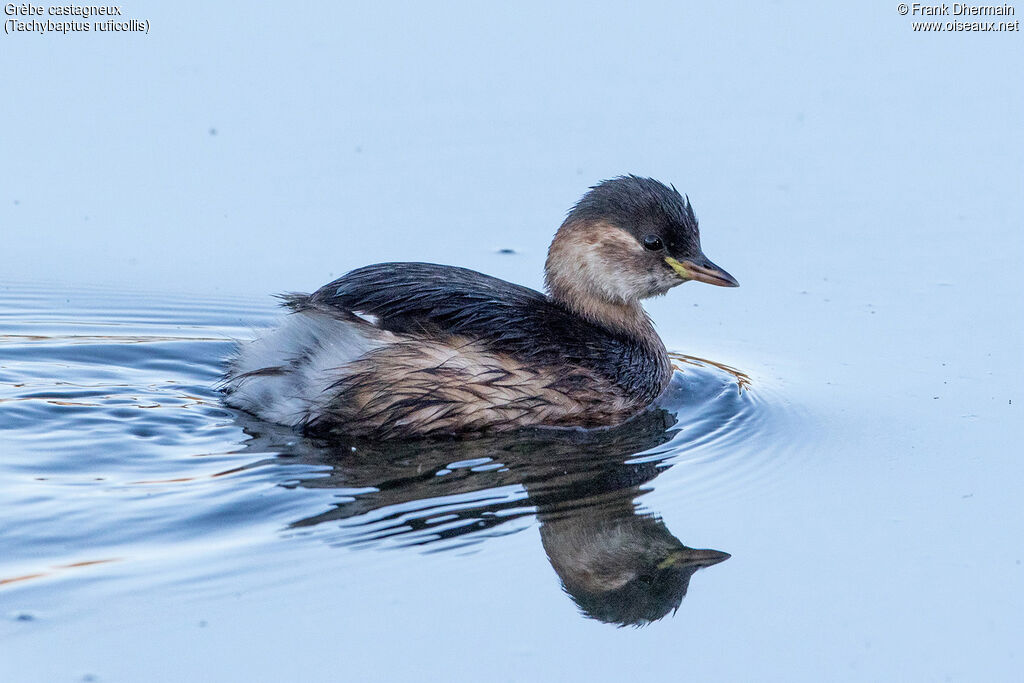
[0,283,808,627]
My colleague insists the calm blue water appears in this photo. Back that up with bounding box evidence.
[2,2,1022,681]
[1,283,808,680]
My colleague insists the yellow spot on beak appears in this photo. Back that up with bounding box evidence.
[657,550,687,570]
[664,257,690,279]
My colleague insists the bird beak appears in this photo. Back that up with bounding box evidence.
[665,256,739,287]
[657,547,731,570]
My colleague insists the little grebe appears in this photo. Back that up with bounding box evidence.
[223,176,738,439]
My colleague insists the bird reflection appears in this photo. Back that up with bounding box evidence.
[539,501,727,626]
[236,405,729,627]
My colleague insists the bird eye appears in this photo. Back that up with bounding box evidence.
[642,235,664,251]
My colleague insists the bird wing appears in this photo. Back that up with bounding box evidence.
[297,262,579,357]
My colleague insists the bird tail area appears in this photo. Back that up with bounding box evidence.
[221,305,387,427]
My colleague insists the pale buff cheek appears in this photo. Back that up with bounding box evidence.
[576,246,633,302]
[547,222,682,306]
[637,267,682,298]
[576,231,676,301]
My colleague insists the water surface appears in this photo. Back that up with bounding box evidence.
[2,2,1021,681]
[1,285,804,680]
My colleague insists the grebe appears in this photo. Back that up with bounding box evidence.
[223,176,738,439]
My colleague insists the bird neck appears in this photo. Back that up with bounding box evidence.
[552,288,655,340]
[546,261,673,402]
[545,222,658,341]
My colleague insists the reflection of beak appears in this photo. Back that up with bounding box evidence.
[657,547,731,570]
[665,256,739,287]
